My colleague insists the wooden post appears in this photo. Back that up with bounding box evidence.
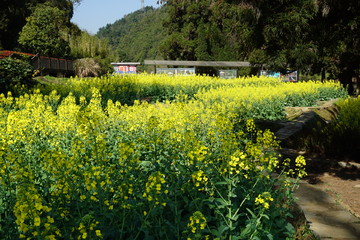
[38,56,42,76]
[57,58,60,76]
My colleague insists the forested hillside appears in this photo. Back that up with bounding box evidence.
[97,6,168,72]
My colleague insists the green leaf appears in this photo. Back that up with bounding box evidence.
[211,229,218,236]
[246,208,257,218]
[285,222,295,234]
[215,198,229,207]
[230,213,242,221]
[266,233,273,240]
[214,181,228,185]
[217,225,229,238]
[275,218,285,228]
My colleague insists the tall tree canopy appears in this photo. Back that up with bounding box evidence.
[18,2,71,57]
[159,0,254,61]
[159,0,360,87]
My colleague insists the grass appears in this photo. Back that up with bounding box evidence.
[312,105,339,122]
[34,75,69,85]
[288,203,317,240]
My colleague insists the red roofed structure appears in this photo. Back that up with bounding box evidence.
[0,50,74,77]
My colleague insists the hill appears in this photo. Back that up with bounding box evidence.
[97,6,168,72]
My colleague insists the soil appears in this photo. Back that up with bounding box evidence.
[299,153,360,219]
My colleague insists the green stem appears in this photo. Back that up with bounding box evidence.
[120,214,126,239]
[228,166,232,240]
[134,203,154,240]
[160,214,169,240]
[249,210,264,239]
[175,191,180,240]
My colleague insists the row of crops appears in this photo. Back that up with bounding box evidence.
[0,74,348,239]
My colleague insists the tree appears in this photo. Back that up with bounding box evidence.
[160,0,213,60]
[215,0,360,87]
[159,0,258,62]
[242,0,319,74]
[236,0,360,88]
[160,0,360,87]
[0,0,38,50]
[195,18,211,61]
[0,0,82,51]
[314,0,360,89]
[18,2,71,58]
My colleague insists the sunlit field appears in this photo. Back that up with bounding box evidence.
[0,74,347,239]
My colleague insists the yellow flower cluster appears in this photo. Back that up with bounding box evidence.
[76,221,102,240]
[191,170,209,191]
[295,155,307,178]
[187,145,208,165]
[14,185,59,238]
[255,192,274,209]
[32,69,40,77]
[188,211,207,234]
[143,171,167,205]
[228,153,247,175]
[337,96,360,129]
[246,119,256,133]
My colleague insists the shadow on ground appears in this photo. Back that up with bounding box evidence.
[301,155,360,184]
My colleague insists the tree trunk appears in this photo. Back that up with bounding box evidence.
[321,68,325,82]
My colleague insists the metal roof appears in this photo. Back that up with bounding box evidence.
[144,60,251,67]
[111,62,141,65]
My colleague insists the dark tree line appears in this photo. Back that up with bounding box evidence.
[158,0,360,89]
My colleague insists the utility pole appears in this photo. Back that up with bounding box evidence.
[141,0,144,11]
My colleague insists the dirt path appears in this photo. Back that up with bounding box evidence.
[301,154,360,219]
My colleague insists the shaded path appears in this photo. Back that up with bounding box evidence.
[274,100,360,239]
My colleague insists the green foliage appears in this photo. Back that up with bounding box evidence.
[70,31,114,75]
[0,0,38,50]
[18,2,71,58]
[0,0,82,50]
[97,6,167,72]
[0,57,33,90]
[70,31,111,59]
[159,0,360,86]
[196,18,211,61]
[238,67,258,77]
[160,0,256,63]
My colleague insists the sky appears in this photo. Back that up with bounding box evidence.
[71,0,164,35]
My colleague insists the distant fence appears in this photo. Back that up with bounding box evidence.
[0,50,74,77]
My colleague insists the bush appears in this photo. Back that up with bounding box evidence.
[74,58,101,78]
[0,57,33,87]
